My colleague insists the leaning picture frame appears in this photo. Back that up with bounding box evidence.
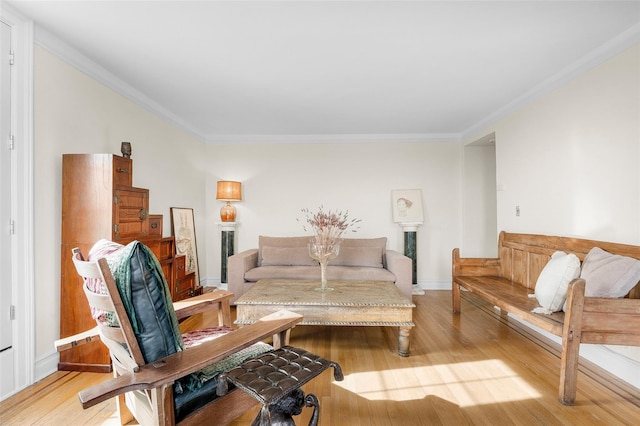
[170,207,200,285]
[391,189,424,223]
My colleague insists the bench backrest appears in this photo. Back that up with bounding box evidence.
[498,231,640,299]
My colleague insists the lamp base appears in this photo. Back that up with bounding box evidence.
[220,202,237,222]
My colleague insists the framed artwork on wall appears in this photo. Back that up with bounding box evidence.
[391,189,424,223]
[170,207,200,285]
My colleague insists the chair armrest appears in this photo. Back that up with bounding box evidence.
[385,250,413,300]
[56,293,233,353]
[54,326,101,352]
[228,249,259,301]
[78,310,303,409]
[173,290,233,326]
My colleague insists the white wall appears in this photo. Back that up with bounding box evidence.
[462,139,497,257]
[203,141,461,289]
[463,43,640,387]
[31,34,640,391]
[493,44,639,244]
[33,47,206,373]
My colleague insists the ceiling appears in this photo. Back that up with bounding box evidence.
[6,1,640,143]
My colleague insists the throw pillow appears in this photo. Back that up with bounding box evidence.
[108,241,184,363]
[532,251,580,314]
[580,247,640,298]
[87,239,125,325]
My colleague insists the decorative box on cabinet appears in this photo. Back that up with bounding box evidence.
[59,154,196,372]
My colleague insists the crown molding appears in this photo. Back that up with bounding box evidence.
[27,13,639,147]
[33,25,205,142]
[205,132,462,144]
[462,22,640,142]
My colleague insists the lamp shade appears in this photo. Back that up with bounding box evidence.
[216,181,242,201]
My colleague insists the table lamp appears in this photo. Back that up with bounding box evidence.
[216,181,242,222]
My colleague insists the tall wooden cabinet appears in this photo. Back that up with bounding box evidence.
[59,154,201,372]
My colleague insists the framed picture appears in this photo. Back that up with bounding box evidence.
[170,207,200,285]
[391,189,424,223]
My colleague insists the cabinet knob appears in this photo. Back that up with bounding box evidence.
[139,208,149,221]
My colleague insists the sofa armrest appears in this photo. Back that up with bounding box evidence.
[385,250,413,300]
[228,249,258,302]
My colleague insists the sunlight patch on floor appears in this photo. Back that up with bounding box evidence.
[334,359,541,406]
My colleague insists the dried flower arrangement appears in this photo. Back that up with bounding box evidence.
[299,206,361,247]
[299,206,361,291]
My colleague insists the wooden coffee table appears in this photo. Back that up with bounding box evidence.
[235,279,416,356]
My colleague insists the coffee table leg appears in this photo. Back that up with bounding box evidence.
[398,326,411,357]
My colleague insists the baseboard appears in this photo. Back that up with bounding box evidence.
[202,277,222,288]
[34,350,58,383]
[507,314,640,391]
[416,280,451,291]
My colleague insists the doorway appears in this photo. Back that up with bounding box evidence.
[462,133,498,257]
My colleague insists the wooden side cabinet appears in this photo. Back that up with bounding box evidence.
[59,154,196,372]
[174,255,201,301]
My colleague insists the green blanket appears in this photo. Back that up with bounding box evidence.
[107,241,271,392]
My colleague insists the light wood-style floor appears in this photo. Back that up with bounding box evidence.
[2,291,639,425]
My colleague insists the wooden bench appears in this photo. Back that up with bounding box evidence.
[452,231,640,405]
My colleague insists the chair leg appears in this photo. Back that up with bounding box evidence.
[116,393,134,425]
[249,390,320,426]
[305,393,320,426]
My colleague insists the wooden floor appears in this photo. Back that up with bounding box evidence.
[2,290,639,425]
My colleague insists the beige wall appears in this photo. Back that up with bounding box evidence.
[203,141,462,286]
[34,47,206,363]
[32,39,640,388]
[493,44,638,244]
[463,43,640,384]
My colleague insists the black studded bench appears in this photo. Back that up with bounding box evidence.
[217,346,343,425]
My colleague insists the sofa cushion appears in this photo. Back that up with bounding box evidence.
[330,246,384,268]
[258,236,312,266]
[261,246,318,266]
[244,265,396,283]
[340,237,387,250]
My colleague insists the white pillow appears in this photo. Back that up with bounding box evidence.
[533,251,580,314]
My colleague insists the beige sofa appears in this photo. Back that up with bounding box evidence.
[228,236,413,304]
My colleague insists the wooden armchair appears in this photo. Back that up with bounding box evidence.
[58,243,303,425]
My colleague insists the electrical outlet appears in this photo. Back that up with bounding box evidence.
[516,205,520,217]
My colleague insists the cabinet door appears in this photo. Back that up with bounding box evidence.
[113,185,149,241]
[112,155,133,186]
[141,237,176,296]
[174,255,197,300]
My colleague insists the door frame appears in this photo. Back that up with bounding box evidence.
[0,4,34,400]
